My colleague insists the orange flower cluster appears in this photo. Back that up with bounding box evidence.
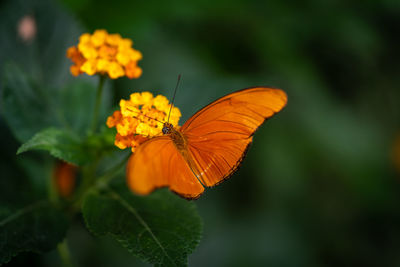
[107,91,181,152]
[66,29,142,79]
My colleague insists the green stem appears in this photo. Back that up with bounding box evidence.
[90,75,106,134]
[71,156,100,211]
[95,153,131,188]
[72,153,130,210]
[57,239,75,267]
[48,166,58,204]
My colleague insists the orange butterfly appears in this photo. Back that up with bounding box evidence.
[126,87,287,199]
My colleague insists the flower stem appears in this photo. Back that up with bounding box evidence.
[95,152,131,188]
[48,166,58,204]
[71,153,129,210]
[90,75,106,134]
[71,156,100,211]
[57,239,75,267]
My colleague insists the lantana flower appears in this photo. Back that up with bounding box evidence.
[66,29,142,79]
[107,91,181,152]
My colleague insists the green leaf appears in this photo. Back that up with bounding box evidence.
[0,201,69,265]
[82,181,203,267]
[17,127,93,166]
[0,64,61,143]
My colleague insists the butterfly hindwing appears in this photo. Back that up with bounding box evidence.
[126,136,204,199]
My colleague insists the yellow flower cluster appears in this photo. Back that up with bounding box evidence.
[107,91,181,152]
[66,29,142,79]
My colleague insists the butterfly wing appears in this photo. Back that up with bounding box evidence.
[126,136,204,199]
[181,87,287,187]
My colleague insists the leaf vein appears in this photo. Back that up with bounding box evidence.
[0,201,46,227]
[107,188,178,267]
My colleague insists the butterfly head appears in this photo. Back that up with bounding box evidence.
[162,122,173,135]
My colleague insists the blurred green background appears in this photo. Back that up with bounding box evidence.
[1,0,400,266]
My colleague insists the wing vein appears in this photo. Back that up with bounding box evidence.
[207,154,224,177]
[183,98,230,130]
[201,130,249,137]
[190,142,242,162]
[187,147,210,185]
[217,153,233,170]
[186,119,256,133]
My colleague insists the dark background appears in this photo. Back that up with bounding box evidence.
[2,0,400,266]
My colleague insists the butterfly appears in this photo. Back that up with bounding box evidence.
[126,87,287,199]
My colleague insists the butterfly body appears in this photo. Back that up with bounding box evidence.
[163,122,187,151]
[127,87,287,199]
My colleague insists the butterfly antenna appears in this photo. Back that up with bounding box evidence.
[167,74,181,123]
[143,114,164,124]
[130,111,164,124]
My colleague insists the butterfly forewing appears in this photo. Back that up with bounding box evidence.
[182,87,287,187]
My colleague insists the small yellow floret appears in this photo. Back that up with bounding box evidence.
[78,43,98,59]
[80,59,97,76]
[107,61,125,79]
[170,107,182,118]
[115,133,131,149]
[79,33,91,44]
[97,59,110,72]
[116,50,132,66]
[106,33,122,46]
[106,110,122,128]
[153,95,169,111]
[129,92,142,104]
[125,62,142,79]
[91,29,107,47]
[141,92,153,106]
[118,38,133,48]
